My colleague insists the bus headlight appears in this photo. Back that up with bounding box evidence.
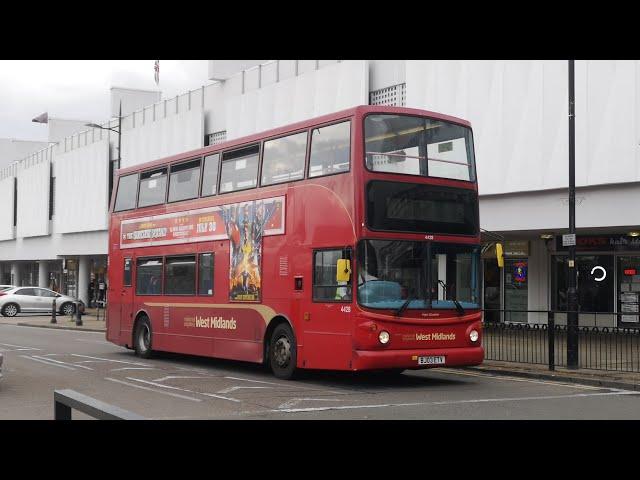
[469,329,479,343]
[378,331,390,344]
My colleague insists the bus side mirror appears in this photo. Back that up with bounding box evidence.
[496,243,504,268]
[336,259,351,282]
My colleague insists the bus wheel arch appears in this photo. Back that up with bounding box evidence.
[132,311,153,358]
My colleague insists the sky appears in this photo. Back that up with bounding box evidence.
[0,60,211,141]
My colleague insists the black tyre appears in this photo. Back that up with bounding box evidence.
[134,316,153,359]
[269,323,298,380]
[1,303,19,317]
[60,302,75,316]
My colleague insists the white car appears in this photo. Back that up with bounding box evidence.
[0,287,85,317]
[0,285,15,291]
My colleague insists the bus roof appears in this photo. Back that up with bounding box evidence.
[116,105,472,176]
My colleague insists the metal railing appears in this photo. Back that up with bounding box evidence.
[483,309,640,373]
[54,389,145,420]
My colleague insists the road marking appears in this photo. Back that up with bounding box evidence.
[20,355,76,370]
[223,375,340,393]
[0,342,41,351]
[105,377,202,402]
[436,368,604,390]
[31,355,94,370]
[69,354,150,366]
[126,377,242,403]
[272,390,640,413]
[152,375,208,383]
[111,367,157,372]
[278,398,342,409]
[199,393,242,403]
[224,376,286,386]
[217,386,272,394]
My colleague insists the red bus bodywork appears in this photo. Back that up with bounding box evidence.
[106,105,483,374]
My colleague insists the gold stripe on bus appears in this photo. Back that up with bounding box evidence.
[143,302,278,325]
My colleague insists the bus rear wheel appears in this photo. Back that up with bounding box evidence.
[269,323,297,380]
[134,316,153,359]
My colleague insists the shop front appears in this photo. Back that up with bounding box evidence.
[483,240,531,323]
[552,234,640,328]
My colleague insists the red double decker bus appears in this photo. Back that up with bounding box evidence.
[106,105,483,379]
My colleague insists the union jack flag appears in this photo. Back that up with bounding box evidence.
[154,60,159,85]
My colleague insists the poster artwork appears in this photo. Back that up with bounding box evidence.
[513,261,527,283]
[221,199,280,302]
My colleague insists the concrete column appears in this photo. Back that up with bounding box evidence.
[11,262,21,287]
[38,261,49,288]
[78,256,89,305]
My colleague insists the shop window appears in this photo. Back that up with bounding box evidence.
[164,256,196,295]
[198,253,214,295]
[136,258,163,295]
[261,131,307,186]
[308,121,351,178]
[552,255,614,313]
[313,248,352,302]
[618,256,640,325]
[504,258,528,322]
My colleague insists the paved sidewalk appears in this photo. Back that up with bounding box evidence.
[469,360,640,391]
[4,309,107,332]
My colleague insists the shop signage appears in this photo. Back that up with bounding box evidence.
[624,268,637,276]
[556,235,640,252]
[505,240,529,257]
[120,196,285,249]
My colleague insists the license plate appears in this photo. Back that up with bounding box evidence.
[418,355,445,365]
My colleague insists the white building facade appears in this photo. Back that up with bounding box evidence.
[1,60,638,326]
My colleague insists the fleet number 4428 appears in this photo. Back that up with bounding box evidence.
[341,306,351,313]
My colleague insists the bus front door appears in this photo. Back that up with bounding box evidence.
[302,249,353,370]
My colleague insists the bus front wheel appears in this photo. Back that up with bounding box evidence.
[134,316,153,359]
[269,323,297,380]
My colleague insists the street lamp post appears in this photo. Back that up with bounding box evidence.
[85,100,122,202]
[567,60,579,369]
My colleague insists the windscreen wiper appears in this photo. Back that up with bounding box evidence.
[438,280,465,315]
[395,297,415,316]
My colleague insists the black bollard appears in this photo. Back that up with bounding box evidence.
[51,298,57,324]
[75,301,83,326]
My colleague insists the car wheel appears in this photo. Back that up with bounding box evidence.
[134,316,153,359]
[1,303,19,317]
[269,323,298,380]
[60,302,75,316]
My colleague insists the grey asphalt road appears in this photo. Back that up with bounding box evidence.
[1,322,639,420]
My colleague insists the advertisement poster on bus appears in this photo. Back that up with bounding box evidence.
[221,199,281,302]
[119,195,284,301]
[120,196,284,250]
